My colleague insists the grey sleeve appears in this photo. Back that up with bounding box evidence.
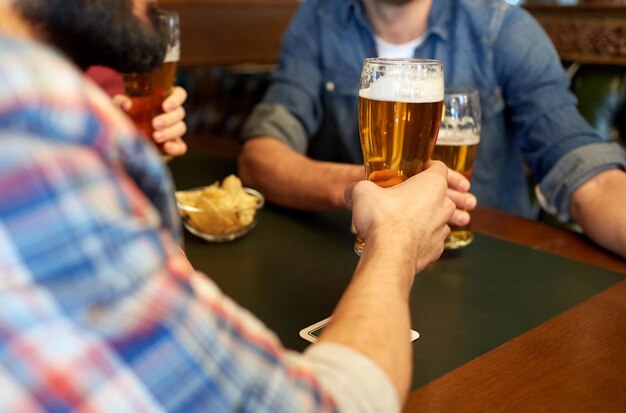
[241,103,309,155]
[536,142,626,221]
[303,343,400,413]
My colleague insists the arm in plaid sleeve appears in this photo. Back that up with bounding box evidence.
[0,36,398,413]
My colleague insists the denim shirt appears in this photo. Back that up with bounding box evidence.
[242,0,626,219]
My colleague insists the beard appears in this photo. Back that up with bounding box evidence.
[15,0,166,73]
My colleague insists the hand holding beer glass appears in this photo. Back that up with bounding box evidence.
[432,89,481,249]
[355,59,444,255]
[122,10,180,155]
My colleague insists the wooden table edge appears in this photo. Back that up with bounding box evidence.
[472,206,626,274]
[403,280,626,412]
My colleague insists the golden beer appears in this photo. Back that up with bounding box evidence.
[123,60,178,140]
[432,142,479,248]
[359,97,443,184]
[355,67,444,254]
[355,98,443,253]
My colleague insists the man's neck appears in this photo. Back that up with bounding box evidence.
[363,0,431,44]
[0,3,39,41]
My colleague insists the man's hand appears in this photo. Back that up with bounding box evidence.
[358,165,475,228]
[345,161,456,273]
[114,86,188,157]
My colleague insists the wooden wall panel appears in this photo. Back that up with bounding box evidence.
[525,3,626,65]
[159,0,299,67]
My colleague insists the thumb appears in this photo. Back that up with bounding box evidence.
[112,94,132,112]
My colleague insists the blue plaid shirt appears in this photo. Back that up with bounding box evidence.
[0,35,398,413]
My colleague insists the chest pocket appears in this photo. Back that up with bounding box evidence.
[322,69,360,99]
[312,69,361,162]
[320,68,360,127]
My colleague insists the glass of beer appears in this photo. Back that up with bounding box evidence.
[355,58,444,255]
[432,88,481,249]
[122,10,180,153]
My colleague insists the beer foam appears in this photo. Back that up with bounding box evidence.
[165,45,180,63]
[359,70,443,103]
[437,117,480,145]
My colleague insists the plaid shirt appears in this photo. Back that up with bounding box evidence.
[0,36,398,413]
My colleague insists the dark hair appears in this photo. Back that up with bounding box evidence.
[16,0,165,73]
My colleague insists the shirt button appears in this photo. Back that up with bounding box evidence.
[325,81,335,92]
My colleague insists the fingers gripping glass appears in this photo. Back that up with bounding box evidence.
[122,10,180,157]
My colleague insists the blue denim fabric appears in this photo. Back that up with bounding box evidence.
[242,0,626,219]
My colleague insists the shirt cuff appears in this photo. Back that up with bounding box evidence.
[304,342,400,413]
[241,103,309,155]
[536,142,626,221]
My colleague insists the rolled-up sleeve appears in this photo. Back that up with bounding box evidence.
[304,343,400,413]
[493,7,626,221]
[240,0,324,154]
[536,142,626,221]
[241,103,310,154]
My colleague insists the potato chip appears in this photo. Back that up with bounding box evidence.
[175,175,261,236]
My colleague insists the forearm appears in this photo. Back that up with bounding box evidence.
[570,168,626,258]
[238,137,363,210]
[318,234,417,405]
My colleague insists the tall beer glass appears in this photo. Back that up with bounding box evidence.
[123,10,180,152]
[432,89,481,249]
[355,59,444,255]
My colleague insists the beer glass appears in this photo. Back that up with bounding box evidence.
[355,58,444,255]
[122,10,180,152]
[432,89,481,249]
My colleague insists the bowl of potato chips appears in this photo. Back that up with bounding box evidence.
[175,175,264,242]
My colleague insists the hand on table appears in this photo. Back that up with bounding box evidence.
[114,86,188,157]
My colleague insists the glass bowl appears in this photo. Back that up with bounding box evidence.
[175,186,264,242]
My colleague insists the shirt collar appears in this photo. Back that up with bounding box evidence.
[329,0,368,29]
[427,0,452,42]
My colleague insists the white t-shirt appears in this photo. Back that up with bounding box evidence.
[375,34,426,59]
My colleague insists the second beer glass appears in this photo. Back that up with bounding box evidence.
[355,58,444,255]
[432,89,481,249]
[123,10,180,153]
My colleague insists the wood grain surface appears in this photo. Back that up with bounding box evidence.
[404,280,626,412]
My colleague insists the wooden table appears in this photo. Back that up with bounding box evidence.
[168,149,626,412]
[406,207,626,412]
